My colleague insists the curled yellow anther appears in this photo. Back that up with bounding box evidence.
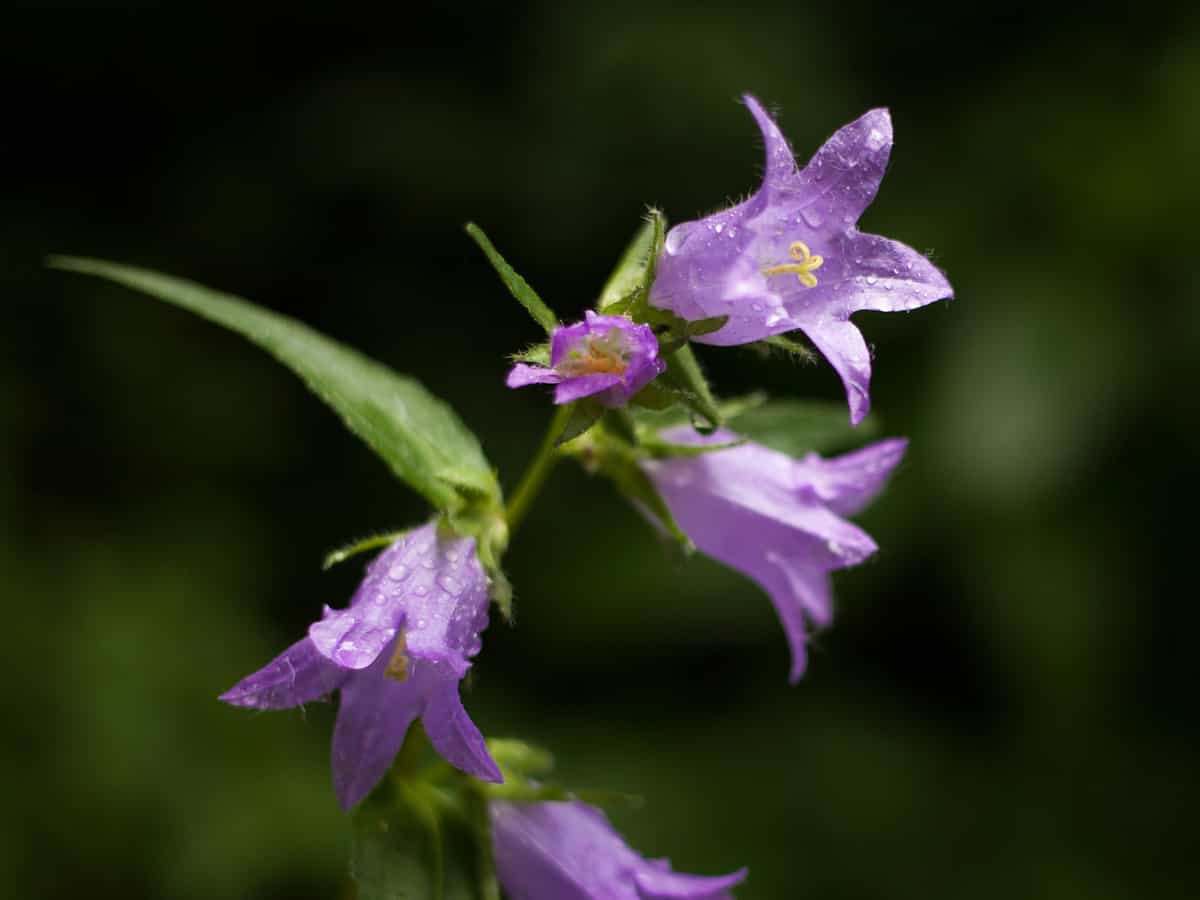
[762,240,824,288]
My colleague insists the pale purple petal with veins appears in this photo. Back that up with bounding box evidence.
[640,428,905,682]
[650,95,953,424]
[220,637,348,710]
[507,311,665,407]
[491,799,746,899]
[220,521,502,810]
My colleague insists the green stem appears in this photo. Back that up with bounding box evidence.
[393,721,429,781]
[505,403,572,532]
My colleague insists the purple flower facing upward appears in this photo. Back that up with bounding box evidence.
[220,522,502,809]
[507,311,666,407]
[650,95,953,424]
[641,430,907,682]
[491,799,747,900]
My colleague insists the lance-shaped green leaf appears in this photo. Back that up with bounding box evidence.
[465,223,558,334]
[49,256,499,512]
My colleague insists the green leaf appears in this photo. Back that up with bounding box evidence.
[50,256,498,512]
[351,789,483,900]
[728,399,879,456]
[464,223,558,334]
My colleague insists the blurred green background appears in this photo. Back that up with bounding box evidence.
[3,2,1197,898]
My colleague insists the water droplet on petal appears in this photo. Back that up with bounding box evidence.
[388,563,410,581]
[865,275,878,285]
[801,208,823,228]
[437,575,463,597]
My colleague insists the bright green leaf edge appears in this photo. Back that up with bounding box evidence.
[49,256,500,512]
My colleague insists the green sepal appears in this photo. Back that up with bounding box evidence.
[682,314,729,339]
[465,223,558,335]
[487,739,556,780]
[753,332,818,364]
[510,341,551,367]
[323,530,410,570]
[597,208,664,311]
[50,256,501,515]
[555,399,604,446]
[659,345,722,433]
[639,435,745,459]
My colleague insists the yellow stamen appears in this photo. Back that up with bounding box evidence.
[762,240,824,288]
[385,633,409,682]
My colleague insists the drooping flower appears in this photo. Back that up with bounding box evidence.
[641,429,907,682]
[491,799,747,899]
[650,95,953,424]
[220,522,502,809]
[507,311,666,407]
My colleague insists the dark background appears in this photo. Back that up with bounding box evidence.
[3,2,1197,898]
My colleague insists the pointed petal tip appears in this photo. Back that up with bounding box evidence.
[848,392,871,427]
[787,657,807,686]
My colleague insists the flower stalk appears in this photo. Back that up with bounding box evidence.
[505,402,574,533]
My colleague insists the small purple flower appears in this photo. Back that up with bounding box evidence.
[491,799,747,899]
[641,430,907,682]
[507,311,666,407]
[220,522,502,809]
[650,95,953,424]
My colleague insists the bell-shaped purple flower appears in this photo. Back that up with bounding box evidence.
[220,522,502,809]
[507,311,666,407]
[491,799,747,899]
[641,430,907,682]
[650,95,953,425]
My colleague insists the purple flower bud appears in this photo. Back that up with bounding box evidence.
[220,522,502,809]
[641,430,908,682]
[507,311,666,407]
[491,799,747,899]
[650,95,953,425]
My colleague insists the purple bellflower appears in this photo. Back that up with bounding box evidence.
[642,429,907,682]
[507,311,666,407]
[650,95,953,425]
[491,799,747,900]
[220,522,502,809]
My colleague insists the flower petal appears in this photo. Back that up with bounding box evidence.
[759,558,834,684]
[797,438,908,518]
[219,637,348,710]
[816,232,953,315]
[553,372,622,404]
[790,107,893,226]
[331,647,423,810]
[422,679,503,783]
[309,607,403,670]
[507,363,563,389]
[635,860,748,899]
[743,93,797,185]
[794,315,873,425]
